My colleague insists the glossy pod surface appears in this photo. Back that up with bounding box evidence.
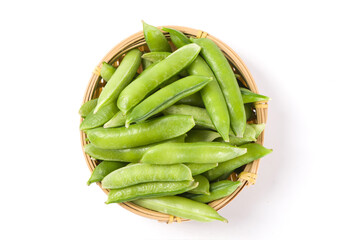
[185,163,218,176]
[240,88,270,104]
[102,163,193,189]
[177,92,204,107]
[79,98,98,118]
[86,115,195,149]
[142,52,171,63]
[100,62,116,82]
[215,124,257,146]
[162,27,191,48]
[188,175,210,195]
[142,21,171,52]
[141,142,247,164]
[80,101,118,131]
[87,161,127,185]
[103,111,126,128]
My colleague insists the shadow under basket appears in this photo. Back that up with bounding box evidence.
[80,26,268,223]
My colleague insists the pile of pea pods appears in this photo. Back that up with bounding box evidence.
[79,21,272,223]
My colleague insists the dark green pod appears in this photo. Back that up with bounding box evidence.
[87,161,127,185]
[80,102,118,131]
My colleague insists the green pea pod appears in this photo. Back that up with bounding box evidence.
[162,27,191,49]
[176,92,204,107]
[185,163,218,176]
[141,142,247,164]
[84,135,186,162]
[142,21,171,52]
[100,62,116,82]
[106,180,197,204]
[101,163,193,189]
[215,124,256,146]
[142,58,153,70]
[142,52,171,63]
[240,88,270,104]
[244,103,254,121]
[189,180,241,203]
[186,130,221,143]
[133,196,228,222]
[87,115,195,149]
[203,143,272,181]
[94,49,142,113]
[87,161,127,185]
[188,175,210,195]
[79,98,98,118]
[117,43,201,114]
[80,102,118,131]
[191,38,246,137]
[103,111,126,128]
[126,76,212,126]
[249,123,266,138]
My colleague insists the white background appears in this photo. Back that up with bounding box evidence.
[1,0,359,239]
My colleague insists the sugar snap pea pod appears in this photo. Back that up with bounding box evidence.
[191,38,246,137]
[142,52,170,63]
[126,76,212,126]
[84,135,186,162]
[87,115,194,149]
[188,175,210,195]
[133,196,227,222]
[142,21,171,52]
[100,62,116,82]
[141,142,247,164]
[79,98,98,118]
[186,130,221,143]
[103,111,126,128]
[162,27,191,49]
[80,102,118,131]
[87,161,127,185]
[215,124,256,146]
[185,163,218,176]
[240,88,270,104]
[106,180,197,204]
[250,123,266,138]
[176,92,204,107]
[117,43,201,114]
[102,163,193,189]
[189,180,241,203]
[203,143,272,181]
[94,49,142,113]
[142,58,153,70]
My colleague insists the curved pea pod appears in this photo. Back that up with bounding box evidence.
[141,142,247,164]
[106,180,197,204]
[94,49,142,113]
[101,163,193,189]
[250,123,266,138]
[80,102,118,131]
[103,111,126,128]
[142,52,170,63]
[87,161,127,185]
[100,62,116,82]
[84,135,186,162]
[87,115,195,149]
[133,196,227,222]
[126,76,212,126]
[215,124,256,146]
[189,180,241,203]
[191,38,246,137]
[203,143,272,181]
[162,27,191,49]
[117,43,201,114]
[186,130,221,143]
[188,175,210,195]
[185,163,218,176]
[142,21,171,52]
[240,88,270,104]
[176,92,204,107]
[79,98,98,118]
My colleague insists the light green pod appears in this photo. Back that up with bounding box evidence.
[250,123,266,138]
[142,21,171,52]
[240,88,270,104]
[106,180,197,204]
[176,92,204,107]
[100,62,116,82]
[162,27,191,49]
[189,180,241,203]
[133,196,227,222]
[141,142,247,164]
[79,98,98,118]
[117,43,201,114]
[87,161,127,185]
[188,175,210,195]
[126,76,212,126]
[186,130,221,143]
[103,111,126,128]
[101,163,193,189]
[94,49,142,113]
[84,135,186,162]
[86,115,195,149]
[185,163,218,176]
[203,143,272,181]
[80,102,118,131]
[142,52,171,63]
[215,124,257,146]
[142,58,153,70]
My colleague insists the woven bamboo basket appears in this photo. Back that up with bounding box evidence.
[80,25,268,223]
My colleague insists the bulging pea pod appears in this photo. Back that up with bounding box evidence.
[162,27,191,49]
[106,180,197,204]
[142,21,171,52]
[189,180,241,203]
[176,92,204,107]
[126,76,212,126]
[117,43,201,114]
[94,49,142,113]
[84,135,186,162]
[79,98,98,118]
[86,115,195,149]
[240,88,270,104]
[133,196,228,223]
[186,130,221,143]
[187,175,210,195]
[142,52,188,77]
[214,124,257,146]
[100,62,116,82]
[140,142,247,164]
[203,143,273,181]
[80,101,119,131]
[185,163,218,176]
[103,111,126,128]
[101,163,193,189]
[87,161,127,185]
